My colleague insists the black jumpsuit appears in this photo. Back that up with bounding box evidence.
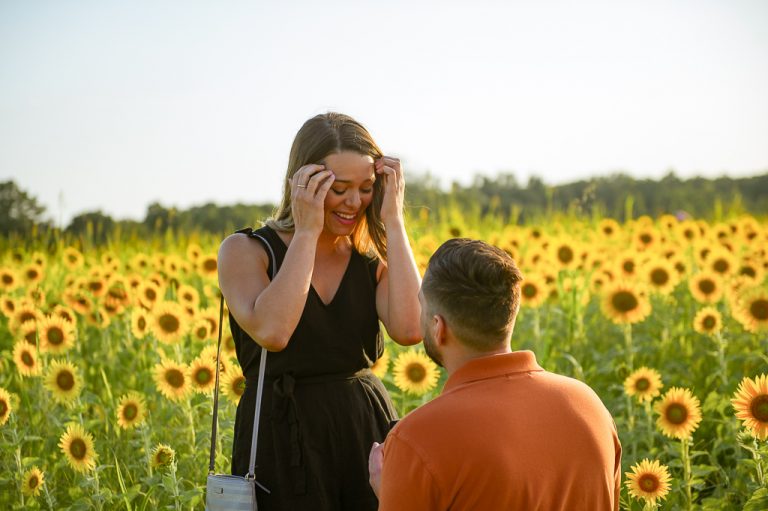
[229,226,398,510]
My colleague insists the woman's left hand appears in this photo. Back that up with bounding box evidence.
[375,156,405,225]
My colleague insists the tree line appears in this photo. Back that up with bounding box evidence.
[2,170,767,242]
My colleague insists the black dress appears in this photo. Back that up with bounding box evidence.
[229,226,398,510]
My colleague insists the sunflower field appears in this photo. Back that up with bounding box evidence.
[1,211,767,510]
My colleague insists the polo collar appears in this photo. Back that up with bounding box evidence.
[443,350,544,393]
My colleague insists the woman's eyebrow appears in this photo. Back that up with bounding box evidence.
[333,176,376,184]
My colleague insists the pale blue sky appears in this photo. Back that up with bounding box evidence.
[1,0,767,226]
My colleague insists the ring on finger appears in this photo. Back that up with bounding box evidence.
[297,184,307,188]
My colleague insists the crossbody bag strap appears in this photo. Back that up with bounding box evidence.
[208,231,276,480]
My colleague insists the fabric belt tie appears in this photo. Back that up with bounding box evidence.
[246,369,372,496]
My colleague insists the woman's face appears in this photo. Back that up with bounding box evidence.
[320,151,376,236]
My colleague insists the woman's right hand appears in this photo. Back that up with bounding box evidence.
[290,164,335,236]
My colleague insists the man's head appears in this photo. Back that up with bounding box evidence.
[420,238,523,364]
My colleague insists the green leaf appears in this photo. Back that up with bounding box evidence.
[744,488,768,511]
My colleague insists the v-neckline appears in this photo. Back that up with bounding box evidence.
[272,229,355,307]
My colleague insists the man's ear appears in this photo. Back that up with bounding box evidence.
[433,314,448,346]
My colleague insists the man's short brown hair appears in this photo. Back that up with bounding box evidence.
[422,238,523,350]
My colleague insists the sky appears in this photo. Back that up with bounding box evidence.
[1,0,767,227]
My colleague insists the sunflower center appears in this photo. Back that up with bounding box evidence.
[623,261,635,273]
[740,266,756,278]
[28,474,39,489]
[233,377,246,396]
[651,269,669,285]
[21,351,34,366]
[48,327,64,346]
[558,247,574,264]
[195,368,212,385]
[713,259,729,273]
[203,260,217,272]
[56,370,75,391]
[138,317,147,330]
[0,401,7,416]
[123,403,138,420]
[24,331,36,344]
[27,269,39,279]
[70,438,87,460]
[157,450,171,465]
[640,234,652,245]
[698,279,715,295]
[1,274,12,285]
[165,369,185,388]
[405,363,427,383]
[522,283,538,298]
[702,316,716,330]
[638,473,659,492]
[666,403,688,425]
[635,378,650,391]
[750,299,768,321]
[158,313,180,333]
[751,395,768,422]
[612,291,638,313]
[145,288,157,300]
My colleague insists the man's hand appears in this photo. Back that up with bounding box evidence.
[368,441,385,498]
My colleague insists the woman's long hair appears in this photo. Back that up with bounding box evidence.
[265,112,389,260]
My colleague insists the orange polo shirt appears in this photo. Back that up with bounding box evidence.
[378,351,621,511]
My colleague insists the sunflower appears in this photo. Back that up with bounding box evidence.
[0,387,12,426]
[221,366,246,405]
[130,308,150,339]
[0,296,16,317]
[616,253,640,279]
[59,423,98,472]
[176,284,200,309]
[19,320,38,345]
[642,258,680,296]
[689,271,723,304]
[736,258,765,285]
[598,218,621,239]
[21,466,44,497]
[116,392,147,429]
[84,274,107,298]
[706,247,737,278]
[51,305,77,327]
[198,254,218,278]
[624,458,672,506]
[732,287,768,333]
[62,247,85,270]
[187,243,203,262]
[633,227,657,251]
[0,266,20,292]
[85,306,110,328]
[624,367,663,403]
[371,348,390,379]
[693,307,722,336]
[189,358,217,394]
[136,281,163,310]
[129,253,150,272]
[189,319,211,342]
[654,387,702,439]
[151,443,176,468]
[393,350,440,396]
[600,281,651,325]
[150,301,189,344]
[519,273,549,308]
[198,344,233,376]
[9,304,42,333]
[45,360,82,404]
[22,263,44,285]
[13,342,41,377]
[153,359,191,401]
[38,315,76,354]
[222,331,237,356]
[550,238,579,270]
[64,290,94,316]
[731,374,768,440]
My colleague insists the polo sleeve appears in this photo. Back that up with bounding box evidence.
[378,431,442,511]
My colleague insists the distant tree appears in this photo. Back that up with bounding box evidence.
[66,211,115,243]
[0,180,48,235]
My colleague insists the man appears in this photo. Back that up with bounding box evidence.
[369,238,622,510]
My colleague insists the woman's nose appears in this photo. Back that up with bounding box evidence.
[345,190,361,208]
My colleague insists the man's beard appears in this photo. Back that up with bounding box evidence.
[423,329,444,368]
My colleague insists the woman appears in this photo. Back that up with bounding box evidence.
[217,112,422,510]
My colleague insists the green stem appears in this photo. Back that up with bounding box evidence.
[681,438,692,511]
[170,461,182,511]
[14,445,25,508]
[754,438,765,486]
[644,400,654,451]
[715,331,727,389]
[624,323,634,371]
